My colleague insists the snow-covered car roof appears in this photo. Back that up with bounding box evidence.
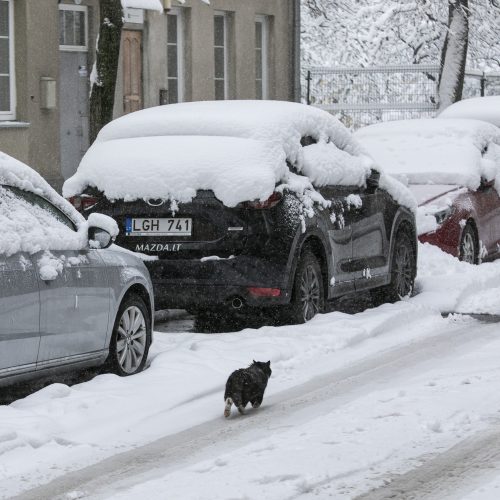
[354,118,500,191]
[63,100,415,210]
[438,96,500,128]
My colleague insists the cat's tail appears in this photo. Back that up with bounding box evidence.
[224,397,233,418]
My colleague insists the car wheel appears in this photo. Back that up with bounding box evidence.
[459,223,478,264]
[107,294,151,376]
[287,250,324,324]
[371,230,415,306]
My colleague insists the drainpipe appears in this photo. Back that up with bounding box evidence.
[291,0,301,102]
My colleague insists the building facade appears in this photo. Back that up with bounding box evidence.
[0,0,299,190]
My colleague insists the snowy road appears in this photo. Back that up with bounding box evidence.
[4,243,500,499]
[10,318,500,500]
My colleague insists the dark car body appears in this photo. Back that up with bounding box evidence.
[80,179,416,312]
[66,101,418,322]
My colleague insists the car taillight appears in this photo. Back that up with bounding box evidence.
[242,192,282,210]
[247,287,282,297]
[68,195,100,212]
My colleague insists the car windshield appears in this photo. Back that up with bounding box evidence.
[407,184,460,205]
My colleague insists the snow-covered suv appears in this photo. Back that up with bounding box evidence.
[65,101,417,324]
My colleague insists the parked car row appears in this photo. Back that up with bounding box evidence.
[1,98,499,389]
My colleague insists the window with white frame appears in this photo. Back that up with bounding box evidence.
[255,16,269,100]
[167,9,185,104]
[0,0,15,120]
[59,4,88,52]
[214,13,228,100]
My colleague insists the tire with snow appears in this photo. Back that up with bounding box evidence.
[286,250,324,324]
[107,294,151,376]
[459,222,478,264]
[371,230,416,306]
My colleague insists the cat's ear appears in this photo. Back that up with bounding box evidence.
[266,361,271,367]
[253,359,257,364]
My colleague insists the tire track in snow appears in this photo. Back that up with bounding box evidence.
[12,322,500,500]
[354,423,500,500]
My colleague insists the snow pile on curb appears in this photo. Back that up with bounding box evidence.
[416,242,500,314]
[63,101,415,211]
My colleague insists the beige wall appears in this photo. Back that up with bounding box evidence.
[0,0,61,187]
[114,0,294,119]
[0,0,99,190]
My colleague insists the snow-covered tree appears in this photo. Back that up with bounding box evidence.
[438,0,469,109]
[302,0,500,71]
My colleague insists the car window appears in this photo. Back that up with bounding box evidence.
[4,185,76,231]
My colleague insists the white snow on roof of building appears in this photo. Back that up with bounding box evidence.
[64,101,415,210]
[438,96,500,128]
[120,0,163,12]
[355,118,500,192]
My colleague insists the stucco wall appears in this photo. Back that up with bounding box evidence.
[114,0,294,119]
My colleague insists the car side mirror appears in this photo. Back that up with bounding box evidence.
[366,169,380,194]
[89,227,113,249]
[479,177,495,191]
[87,213,119,249]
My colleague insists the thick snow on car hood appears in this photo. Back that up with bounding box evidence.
[438,96,500,128]
[63,101,415,211]
[355,118,500,194]
[0,151,89,256]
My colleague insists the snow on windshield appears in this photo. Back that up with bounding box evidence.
[438,96,500,128]
[355,118,500,194]
[0,152,87,256]
[63,100,415,211]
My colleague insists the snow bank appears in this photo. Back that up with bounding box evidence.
[355,119,500,194]
[63,101,414,211]
[415,242,500,314]
[0,152,88,256]
[438,96,500,128]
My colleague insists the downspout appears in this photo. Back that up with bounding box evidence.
[291,0,301,102]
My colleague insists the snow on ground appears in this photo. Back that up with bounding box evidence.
[2,244,500,498]
[90,320,500,500]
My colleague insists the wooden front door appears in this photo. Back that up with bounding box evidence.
[122,30,142,114]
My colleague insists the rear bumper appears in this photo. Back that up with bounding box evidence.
[146,255,291,310]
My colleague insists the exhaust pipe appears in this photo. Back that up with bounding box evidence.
[231,297,244,310]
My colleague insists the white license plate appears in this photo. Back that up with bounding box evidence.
[125,217,192,236]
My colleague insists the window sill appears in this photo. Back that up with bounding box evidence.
[0,121,30,129]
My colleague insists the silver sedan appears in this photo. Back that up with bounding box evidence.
[0,158,154,387]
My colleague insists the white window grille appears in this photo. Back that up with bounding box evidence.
[59,4,88,52]
[167,8,185,104]
[0,0,15,120]
[255,15,269,100]
[214,12,228,100]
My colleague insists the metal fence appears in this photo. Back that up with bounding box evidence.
[304,65,500,129]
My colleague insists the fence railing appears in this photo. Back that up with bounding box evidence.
[304,64,500,129]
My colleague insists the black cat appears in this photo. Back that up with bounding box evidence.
[224,360,272,418]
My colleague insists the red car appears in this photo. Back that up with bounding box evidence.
[355,118,500,263]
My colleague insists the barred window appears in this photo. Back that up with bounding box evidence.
[59,4,88,51]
